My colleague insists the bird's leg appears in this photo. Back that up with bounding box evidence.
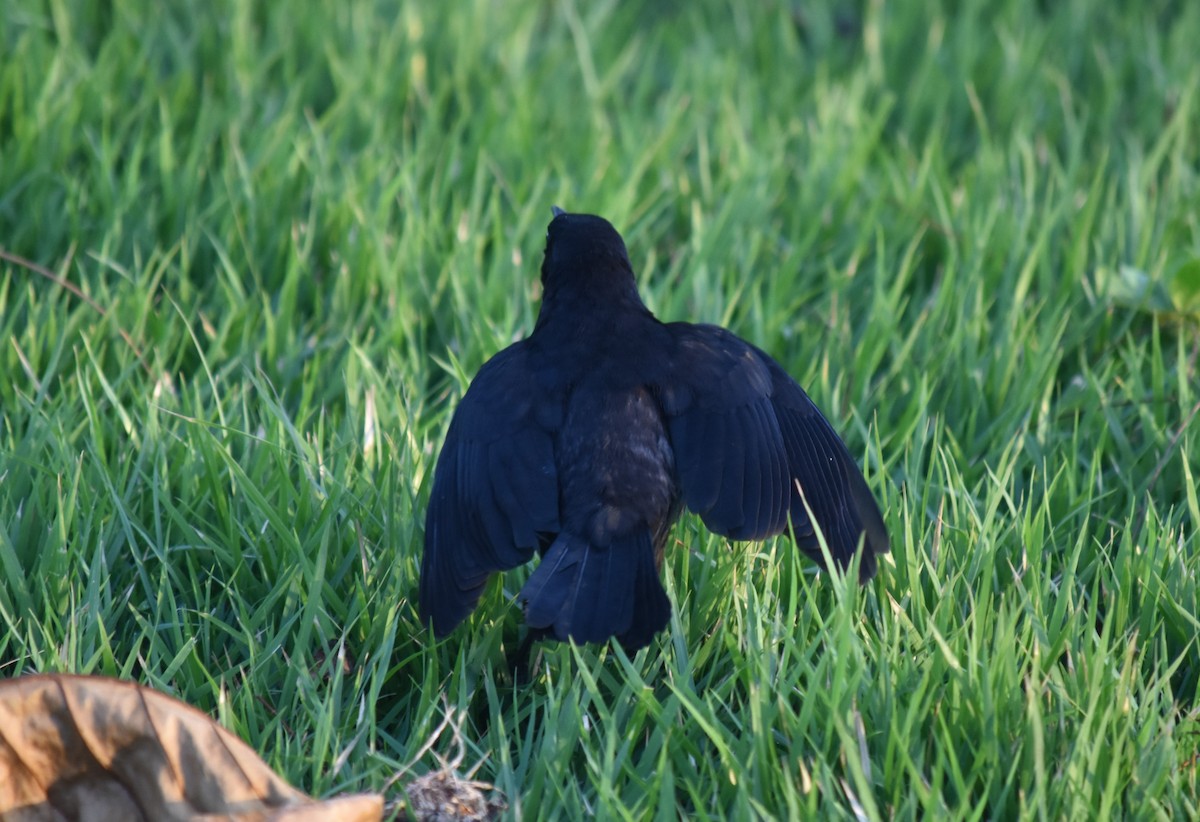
[508,626,551,684]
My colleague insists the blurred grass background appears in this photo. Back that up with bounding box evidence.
[2,0,1198,817]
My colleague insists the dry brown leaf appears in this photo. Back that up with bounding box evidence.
[0,674,383,822]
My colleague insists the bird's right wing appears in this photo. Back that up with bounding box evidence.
[420,343,561,636]
[658,323,888,580]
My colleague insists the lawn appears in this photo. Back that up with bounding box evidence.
[2,0,1198,818]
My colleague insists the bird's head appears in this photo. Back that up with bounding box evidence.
[540,208,641,309]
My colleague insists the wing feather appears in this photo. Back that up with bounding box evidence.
[420,343,561,635]
[660,323,888,578]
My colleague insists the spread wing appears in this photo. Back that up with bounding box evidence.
[420,343,561,635]
[659,324,889,580]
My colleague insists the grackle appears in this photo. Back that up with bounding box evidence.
[420,209,888,651]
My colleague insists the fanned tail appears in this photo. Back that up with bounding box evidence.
[520,530,669,650]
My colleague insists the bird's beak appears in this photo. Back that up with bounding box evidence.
[551,205,566,218]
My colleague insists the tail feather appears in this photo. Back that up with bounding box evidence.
[520,530,668,649]
[519,534,584,630]
[617,545,671,651]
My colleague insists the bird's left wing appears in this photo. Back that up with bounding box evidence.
[420,342,561,636]
[658,323,888,580]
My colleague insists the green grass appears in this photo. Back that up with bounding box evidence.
[2,0,1199,818]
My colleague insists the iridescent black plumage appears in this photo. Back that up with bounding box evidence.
[420,211,888,650]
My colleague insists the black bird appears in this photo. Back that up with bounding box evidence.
[420,209,888,651]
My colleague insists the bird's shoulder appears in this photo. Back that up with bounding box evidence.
[448,340,566,442]
[654,322,775,414]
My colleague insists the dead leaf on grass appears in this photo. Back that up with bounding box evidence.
[0,674,382,822]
